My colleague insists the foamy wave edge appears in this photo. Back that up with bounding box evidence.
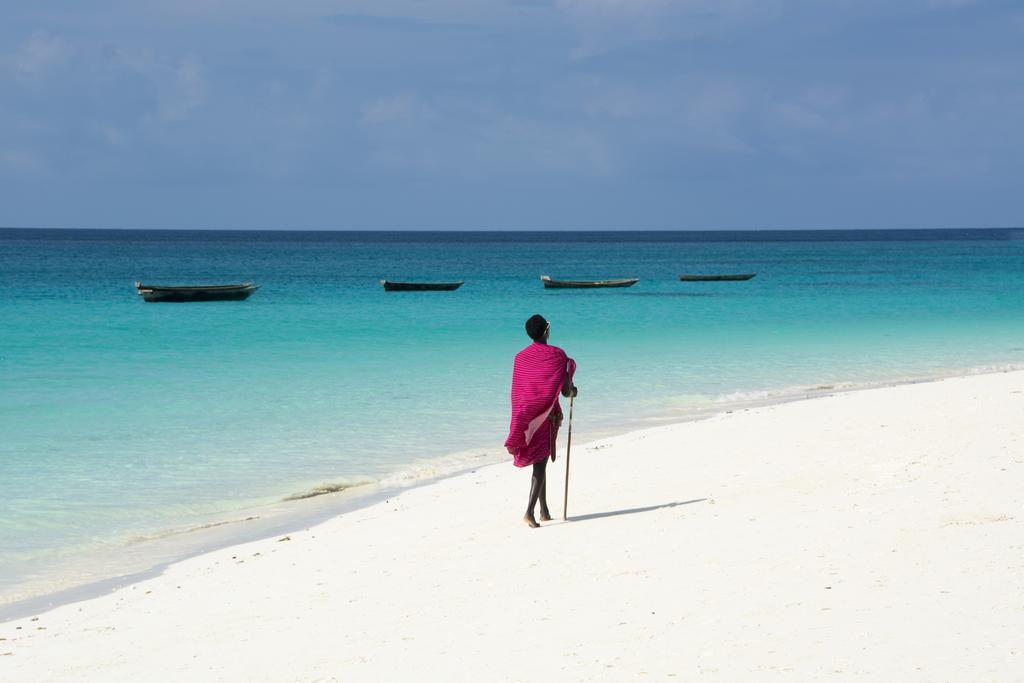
[709,362,1024,408]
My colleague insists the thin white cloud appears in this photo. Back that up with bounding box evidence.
[486,114,614,176]
[360,94,425,125]
[324,13,470,32]
[770,85,850,133]
[924,0,979,8]
[575,75,753,153]
[164,57,207,120]
[357,91,614,178]
[554,0,767,58]
[97,124,129,146]
[85,47,208,123]
[0,148,45,176]
[13,31,72,80]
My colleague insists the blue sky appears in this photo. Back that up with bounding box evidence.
[1,0,1022,229]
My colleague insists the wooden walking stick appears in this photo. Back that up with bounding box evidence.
[562,394,575,520]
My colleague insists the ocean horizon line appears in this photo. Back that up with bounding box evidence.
[2,225,1023,234]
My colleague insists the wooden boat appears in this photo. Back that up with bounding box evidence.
[135,282,260,302]
[541,275,639,289]
[679,273,757,282]
[380,280,464,292]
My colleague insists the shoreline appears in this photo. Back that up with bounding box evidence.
[0,366,1015,622]
[2,368,1021,679]
[2,362,1023,621]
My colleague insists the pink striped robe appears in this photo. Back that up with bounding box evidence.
[505,342,576,468]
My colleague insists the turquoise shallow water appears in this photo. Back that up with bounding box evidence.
[2,228,1023,603]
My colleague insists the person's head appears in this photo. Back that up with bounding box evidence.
[525,314,549,342]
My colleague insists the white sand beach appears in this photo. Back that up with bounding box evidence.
[2,371,1022,681]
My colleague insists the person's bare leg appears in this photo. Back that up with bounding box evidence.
[538,459,551,521]
[539,425,555,522]
[524,460,546,528]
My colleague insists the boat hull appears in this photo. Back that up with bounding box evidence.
[679,273,756,281]
[541,276,639,289]
[136,283,260,302]
[381,280,464,292]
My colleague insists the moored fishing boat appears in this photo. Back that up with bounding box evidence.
[679,273,757,281]
[381,280,464,291]
[540,275,639,289]
[135,282,260,302]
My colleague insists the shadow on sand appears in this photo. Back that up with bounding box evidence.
[566,498,708,523]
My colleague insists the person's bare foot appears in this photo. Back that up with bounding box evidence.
[523,513,540,528]
[538,509,552,522]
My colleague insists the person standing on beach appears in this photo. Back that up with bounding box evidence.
[505,314,577,528]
